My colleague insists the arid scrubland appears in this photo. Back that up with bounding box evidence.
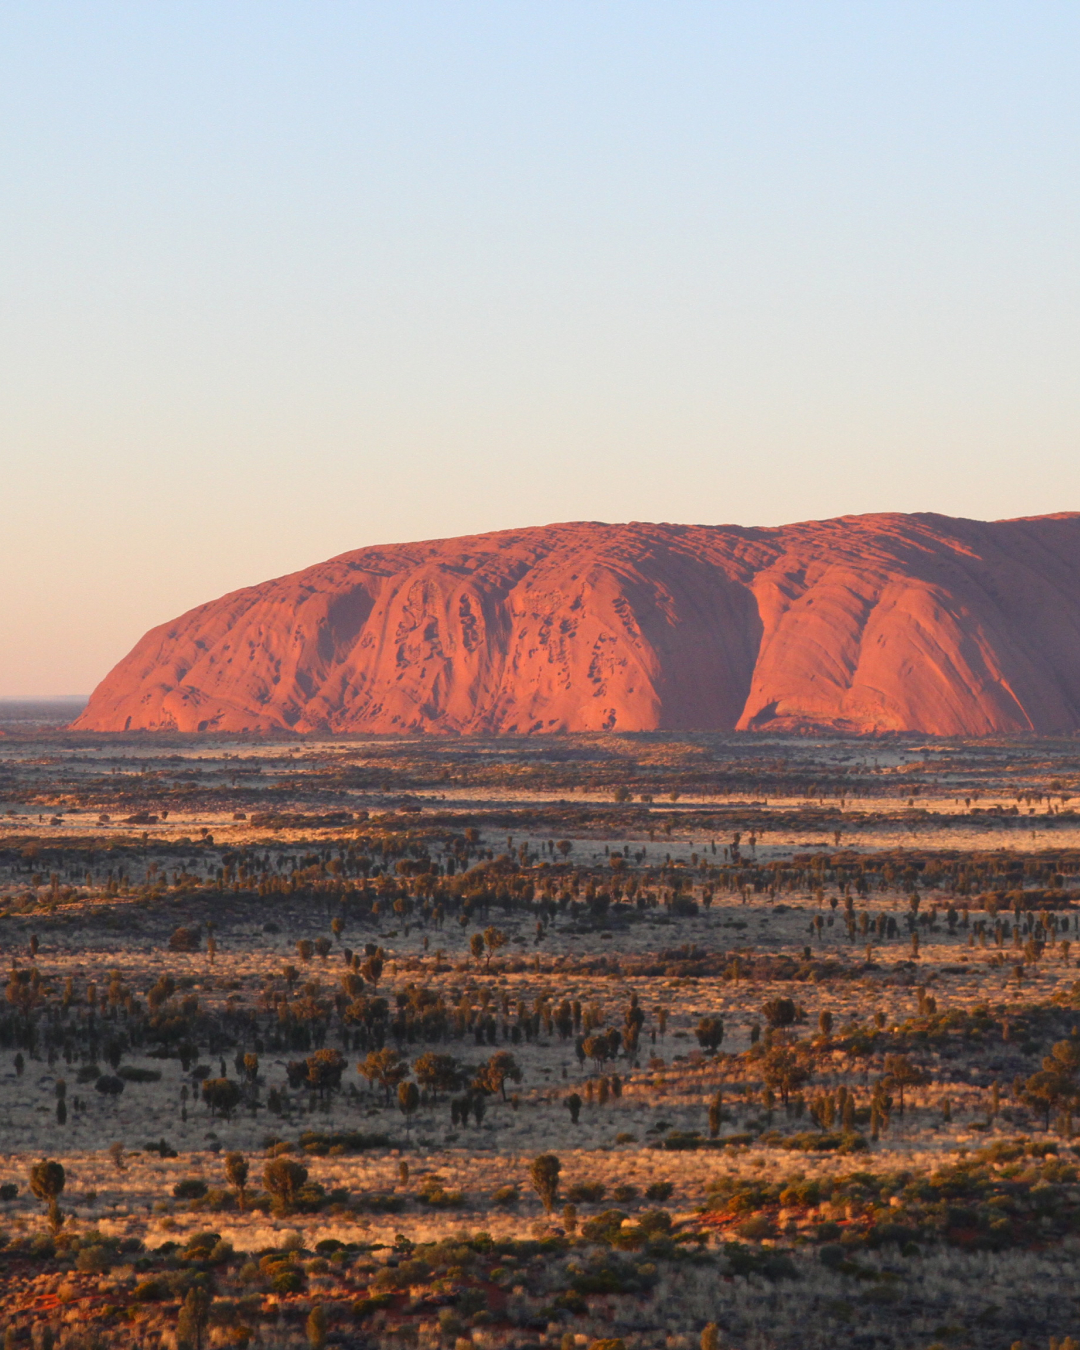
[1,719,1080,1348]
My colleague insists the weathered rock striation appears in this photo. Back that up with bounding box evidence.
[74,512,1080,736]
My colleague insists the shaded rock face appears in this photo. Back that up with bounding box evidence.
[74,512,1080,736]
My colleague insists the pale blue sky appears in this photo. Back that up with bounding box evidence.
[4,2,1079,695]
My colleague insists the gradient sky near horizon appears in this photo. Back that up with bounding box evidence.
[4,2,1080,696]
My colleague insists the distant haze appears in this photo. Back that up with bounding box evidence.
[3,4,1079,695]
[0,699,88,730]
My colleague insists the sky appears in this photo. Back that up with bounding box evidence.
[3,2,1079,696]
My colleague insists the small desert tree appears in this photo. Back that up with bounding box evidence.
[398,1080,420,1131]
[177,1284,212,1350]
[695,1016,724,1053]
[359,1047,409,1105]
[762,1045,811,1109]
[29,1160,65,1233]
[708,1090,723,1138]
[413,1051,464,1100]
[477,1050,522,1101]
[306,1303,328,1349]
[305,1048,346,1104]
[202,1078,242,1119]
[263,1157,308,1217]
[224,1152,249,1212]
[884,1054,926,1115]
[359,953,383,988]
[530,1153,560,1213]
[483,926,507,968]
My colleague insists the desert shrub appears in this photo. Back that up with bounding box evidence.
[356,1192,406,1213]
[296,1181,330,1212]
[418,1178,464,1208]
[580,1209,629,1244]
[761,1131,869,1154]
[570,1253,656,1296]
[94,1075,125,1096]
[297,1130,391,1155]
[133,1278,168,1302]
[493,1185,519,1207]
[75,1244,112,1273]
[183,1230,223,1259]
[144,1139,178,1158]
[723,1241,798,1280]
[353,1294,395,1319]
[437,1310,464,1338]
[645,1181,673,1201]
[567,1181,606,1204]
[735,1213,776,1240]
[190,1187,235,1213]
[118,1066,161,1083]
[169,926,201,952]
[612,1185,639,1204]
[0,1184,17,1202]
[864,1221,920,1249]
[173,1178,208,1200]
[271,1265,305,1294]
[660,1131,702,1151]
[374,1258,430,1291]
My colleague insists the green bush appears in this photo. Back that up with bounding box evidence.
[580,1209,629,1244]
[356,1193,406,1213]
[271,1266,305,1294]
[567,1182,606,1203]
[297,1130,392,1155]
[353,1293,394,1318]
[75,1244,112,1274]
[418,1181,464,1208]
[661,1132,702,1151]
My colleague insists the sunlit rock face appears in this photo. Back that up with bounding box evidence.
[74,512,1080,736]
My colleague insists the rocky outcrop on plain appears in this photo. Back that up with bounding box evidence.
[74,512,1080,736]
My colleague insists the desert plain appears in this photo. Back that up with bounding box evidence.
[1,705,1080,1350]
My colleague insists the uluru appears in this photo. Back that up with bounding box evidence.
[73,512,1080,737]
